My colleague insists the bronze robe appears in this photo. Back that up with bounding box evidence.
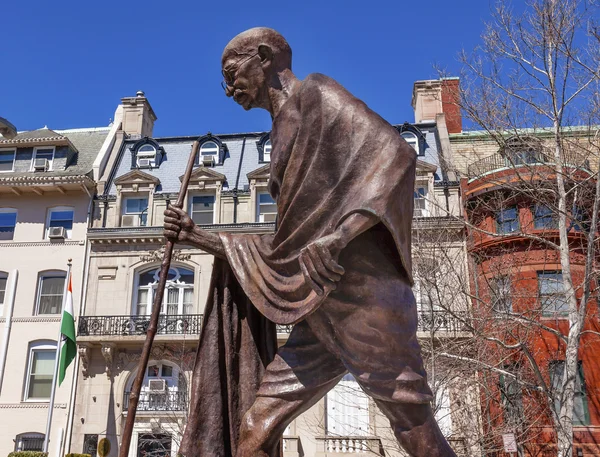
[179,73,420,457]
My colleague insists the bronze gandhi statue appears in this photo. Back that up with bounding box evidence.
[164,27,456,457]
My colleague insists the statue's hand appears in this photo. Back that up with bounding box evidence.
[299,232,346,296]
[163,206,195,243]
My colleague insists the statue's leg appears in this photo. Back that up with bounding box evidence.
[373,399,457,457]
[236,320,347,457]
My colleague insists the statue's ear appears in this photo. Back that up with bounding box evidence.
[258,44,273,64]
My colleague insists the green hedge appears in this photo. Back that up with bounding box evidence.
[8,452,48,457]
[65,454,91,457]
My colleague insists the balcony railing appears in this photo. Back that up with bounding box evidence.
[467,150,590,178]
[123,390,187,412]
[316,436,383,455]
[417,310,470,333]
[78,314,203,337]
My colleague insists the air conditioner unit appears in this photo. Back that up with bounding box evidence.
[33,158,48,171]
[121,214,139,227]
[202,156,215,167]
[48,226,66,239]
[138,158,152,168]
[148,379,166,392]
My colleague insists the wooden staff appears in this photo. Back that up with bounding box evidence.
[119,140,200,457]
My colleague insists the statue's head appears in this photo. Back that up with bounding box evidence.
[221,27,292,111]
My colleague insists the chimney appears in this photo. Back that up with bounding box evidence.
[411,78,462,134]
[120,90,157,138]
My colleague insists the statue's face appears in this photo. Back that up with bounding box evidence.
[221,51,267,111]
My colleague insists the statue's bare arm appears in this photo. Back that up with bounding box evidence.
[163,206,226,259]
[164,206,378,292]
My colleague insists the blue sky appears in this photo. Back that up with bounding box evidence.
[2,0,494,137]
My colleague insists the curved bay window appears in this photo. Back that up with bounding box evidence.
[135,267,194,316]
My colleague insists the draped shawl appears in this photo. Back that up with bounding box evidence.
[221,73,417,325]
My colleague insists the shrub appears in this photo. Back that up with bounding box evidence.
[65,454,91,457]
[8,452,48,457]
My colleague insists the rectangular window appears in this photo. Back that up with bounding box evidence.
[263,140,272,162]
[499,370,524,427]
[490,276,512,313]
[27,348,55,399]
[32,147,55,171]
[83,434,98,457]
[534,204,558,229]
[124,198,148,226]
[414,187,428,217]
[0,149,16,172]
[550,361,589,425]
[37,274,66,315]
[256,193,277,222]
[190,195,215,225]
[0,209,17,240]
[46,208,74,239]
[496,207,519,234]
[538,272,569,316]
[0,274,7,305]
[572,207,589,232]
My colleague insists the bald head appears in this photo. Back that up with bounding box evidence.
[222,27,292,70]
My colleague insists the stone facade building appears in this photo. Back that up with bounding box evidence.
[0,125,114,457]
[68,89,478,457]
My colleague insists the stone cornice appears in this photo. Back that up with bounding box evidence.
[0,240,84,248]
[11,316,61,323]
[0,402,67,409]
[0,174,94,188]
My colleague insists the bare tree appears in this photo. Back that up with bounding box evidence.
[433,1,600,456]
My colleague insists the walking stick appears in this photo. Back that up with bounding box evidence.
[119,140,200,457]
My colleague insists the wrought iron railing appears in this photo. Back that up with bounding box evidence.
[417,310,470,333]
[123,390,187,412]
[78,314,203,336]
[467,150,590,177]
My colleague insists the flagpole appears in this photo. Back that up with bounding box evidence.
[44,259,72,454]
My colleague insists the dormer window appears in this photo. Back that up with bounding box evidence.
[32,147,55,171]
[200,141,219,166]
[263,140,272,162]
[137,144,157,168]
[402,132,420,155]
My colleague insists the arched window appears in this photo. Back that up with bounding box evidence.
[503,136,543,165]
[124,360,187,412]
[263,139,272,162]
[15,432,45,452]
[200,141,219,166]
[24,341,56,400]
[401,132,419,155]
[135,266,194,316]
[137,144,157,168]
[35,270,66,315]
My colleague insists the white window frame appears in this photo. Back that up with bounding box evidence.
[136,145,157,168]
[35,271,66,316]
[0,148,16,172]
[402,132,420,155]
[45,206,74,239]
[0,208,18,241]
[24,341,56,401]
[134,266,194,317]
[31,146,55,171]
[256,192,277,222]
[414,186,429,217]
[200,141,219,163]
[0,271,7,316]
[123,197,149,227]
[189,194,216,225]
[326,373,369,436]
[263,139,272,162]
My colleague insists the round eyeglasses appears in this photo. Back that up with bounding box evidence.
[221,52,259,92]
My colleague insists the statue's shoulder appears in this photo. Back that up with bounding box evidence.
[299,73,352,103]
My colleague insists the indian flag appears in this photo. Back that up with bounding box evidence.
[59,274,76,386]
